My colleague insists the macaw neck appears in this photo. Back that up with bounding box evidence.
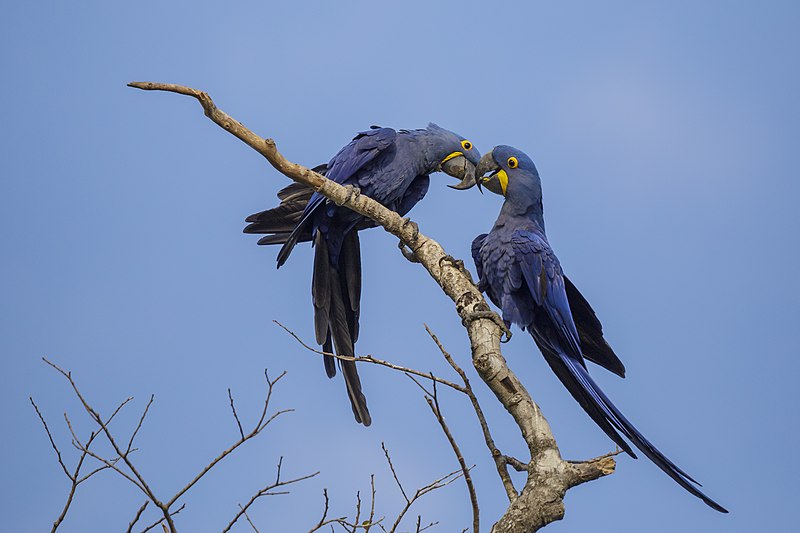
[403,130,455,174]
[495,198,546,234]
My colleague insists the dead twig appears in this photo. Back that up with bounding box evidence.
[126,501,149,533]
[423,380,479,533]
[37,358,299,533]
[424,325,518,502]
[381,443,464,533]
[274,321,466,394]
[222,457,320,533]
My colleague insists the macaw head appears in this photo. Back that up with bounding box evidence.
[474,145,542,204]
[424,123,482,190]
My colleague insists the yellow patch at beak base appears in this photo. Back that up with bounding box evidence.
[497,169,508,195]
[441,151,463,164]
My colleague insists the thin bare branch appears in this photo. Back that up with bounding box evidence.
[39,359,295,533]
[423,380,479,533]
[503,456,528,473]
[275,321,467,394]
[30,398,71,479]
[71,440,145,493]
[32,390,137,532]
[43,358,170,527]
[424,325,518,502]
[228,388,245,440]
[126,501,149,533]
[239,504,260,533]
[222,458,319,533]
[388,468,464,533]
[354,489,363,529]
[139,504,185,533]
[418,519,439,532]
[404,373,436,399]
[166,371,291,508]
[127,395,154,455]
[307,489,350,533]
[367,475,377,532]
[381,443,409,504]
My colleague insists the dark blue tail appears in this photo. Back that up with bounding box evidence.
[538,340,728,513]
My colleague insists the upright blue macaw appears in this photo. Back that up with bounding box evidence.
[470,146,726,512]
[244,124,481,426]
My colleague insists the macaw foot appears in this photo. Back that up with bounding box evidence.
[398,240,420,263]
[462,310,513,343]
[439,255,475,284]
[400,217,420,242]
[341,184,361,205]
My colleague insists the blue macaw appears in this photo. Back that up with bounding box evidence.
[244,124,481,426]
[470,145,726,512]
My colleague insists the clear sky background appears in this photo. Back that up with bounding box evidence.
[2,2,798,532]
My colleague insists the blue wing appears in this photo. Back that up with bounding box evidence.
[324,127,397,185]
[511,231,583,357]
[510,229,727,513]
[276,128,397,267]
[471,234,487,284]
[395,174,430,216]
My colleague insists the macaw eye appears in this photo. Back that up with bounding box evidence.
[507,156,518,169]
[461,140,473,151]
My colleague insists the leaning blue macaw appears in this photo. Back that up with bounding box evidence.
[244,124,481,426]
[470,145,726,512]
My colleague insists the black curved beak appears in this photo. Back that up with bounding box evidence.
[442,154,478,190]
[474,151,500,193]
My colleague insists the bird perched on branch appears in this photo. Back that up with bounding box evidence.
[244,124,480,426]
[468,145,726,512]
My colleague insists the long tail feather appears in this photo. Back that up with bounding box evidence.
[312,231,370,426]
[276,204,319,267]
[313,233,335,378]
[538,340,728,512]
[243,166,323,250]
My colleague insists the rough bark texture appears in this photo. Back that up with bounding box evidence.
[128,81,616,532]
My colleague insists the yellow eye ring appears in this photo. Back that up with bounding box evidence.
[461,140,473,151]
[507,156,518,169]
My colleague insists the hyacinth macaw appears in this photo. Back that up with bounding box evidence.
[470,145,726,512]
[244,124,480,426]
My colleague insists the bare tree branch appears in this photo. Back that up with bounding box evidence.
[424,325,518,503]
[388,468,464,533]
[166,370,292,509]
[381,443,409,504]
[228,388,245,440]
[423,380,479,533]
[381,443,464,533]
[307,489,350,533]
[126,501,149,533]
[222,457,320,533]
[37,358,300,533]
[127,394,154,455]
[239,504,260,533]
[42,357,175,527]
[32,390,132,532]
[139,504,185,533]
[274,320,466,394]
[30,398,70,479]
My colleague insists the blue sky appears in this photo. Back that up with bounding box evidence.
[2,1,798,531]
